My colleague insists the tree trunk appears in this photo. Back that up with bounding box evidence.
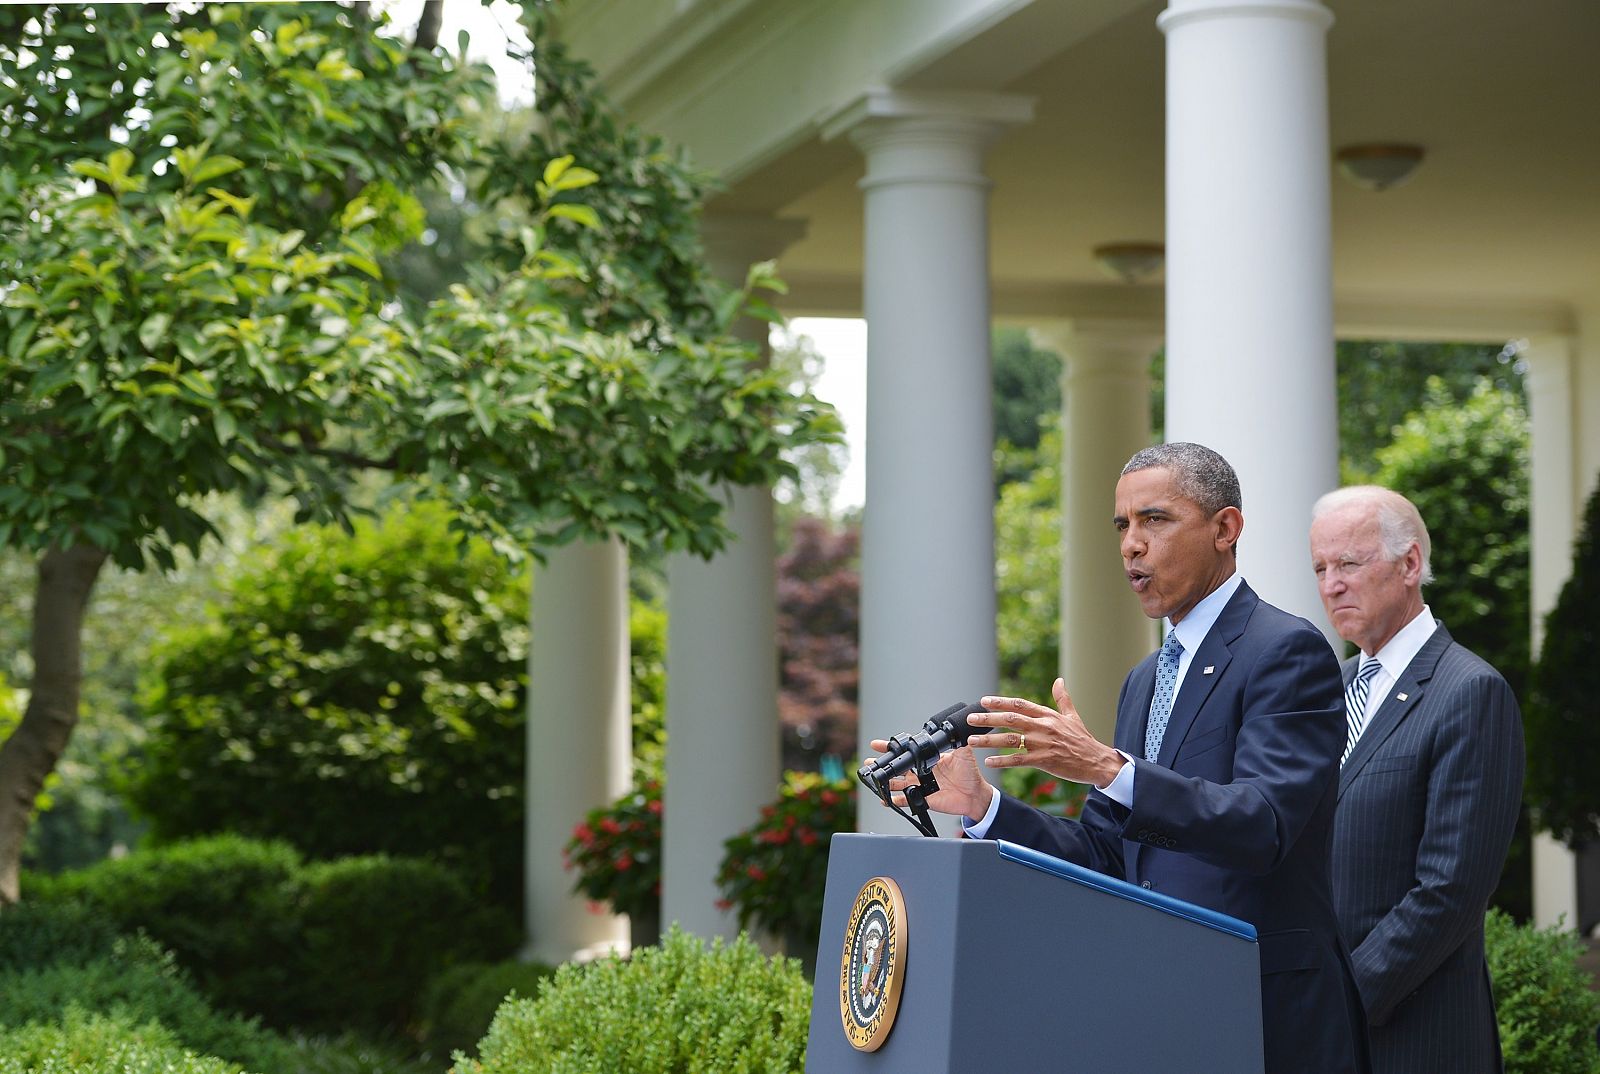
[0,544,108,904]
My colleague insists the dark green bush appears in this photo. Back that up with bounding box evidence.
[0,936,297,1071]
[0,1011,248,1074]
[0,896,127,972]
[454,927,810,1074]
[1486,908,1600,1074]
[418,959,556,1060]
[25,834,303,1015]
[129,501,530,909]
[291,854,520,1034]
[24,836,517,1037]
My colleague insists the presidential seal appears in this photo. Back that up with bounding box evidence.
[838,875,907,1051]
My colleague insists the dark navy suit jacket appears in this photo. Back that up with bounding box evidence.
[986,582,1370,1074]
[1333,622,1523,1074]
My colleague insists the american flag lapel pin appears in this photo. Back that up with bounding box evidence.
[1202,665,1215,675]
[1396,692,1408,701]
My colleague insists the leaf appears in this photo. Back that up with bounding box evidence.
[191,155,245,185]
[542,155,575,190]
[139,313,172,353]
[547,203,600,230]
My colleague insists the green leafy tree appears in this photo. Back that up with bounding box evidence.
[1339,340,1525,477]
[1373,379,1531,697]
[1525,472,1600,849]
[992,327,1061,488]
[0,3,834,905]
[128,502,529,907]
[995,421,1062,700]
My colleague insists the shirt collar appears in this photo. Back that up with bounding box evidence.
[1368,604,1435,680]
[1167,572,1243,654]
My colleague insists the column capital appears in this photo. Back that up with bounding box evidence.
[1031,318,1164,366]
[820,89,1034,177]
[699,213,809,282]
[1158,0,1333,34]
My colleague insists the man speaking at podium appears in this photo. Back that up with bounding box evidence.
[877,443,1369,1073]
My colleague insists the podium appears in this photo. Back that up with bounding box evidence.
[805,833,1263,1072]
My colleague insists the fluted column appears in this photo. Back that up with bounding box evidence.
[661,214,805,942]
[823,90,1033,832]
[1033,320,1163,742]
[525,537,632,963]
[1159,0,1338,631]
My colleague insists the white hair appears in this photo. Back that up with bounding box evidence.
[1312,485,1433,585]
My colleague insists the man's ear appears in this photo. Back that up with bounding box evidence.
[1399,541,1424,586]
[1214,506,1244,552]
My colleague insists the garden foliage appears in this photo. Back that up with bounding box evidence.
[23,834,516,1037]
[455,927,810,1074]
[1485,909,1600,1074]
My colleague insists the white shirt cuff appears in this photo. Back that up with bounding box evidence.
[1099,752,1135,808]
[960,783,1004,838]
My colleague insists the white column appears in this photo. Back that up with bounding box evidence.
[1034,321,1163,743]
[1159,0,1338,631]
[662,214,804,942]
[525,537,632,963]
[1526,334,1581,930]
[823,90,1033,833]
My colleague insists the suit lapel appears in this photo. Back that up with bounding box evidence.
[1338,622,1449,796]
[1154,583,1254,768]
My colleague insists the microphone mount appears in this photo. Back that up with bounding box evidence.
[857,701,986,837]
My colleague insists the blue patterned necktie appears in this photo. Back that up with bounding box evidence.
[1341,658,1383,765]
[1143,630,1185,761]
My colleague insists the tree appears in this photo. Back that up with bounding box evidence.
[776,517,859,771]
[995,421,1062,699]
[1373,379,1531,698]
[1525,473,1600,849]
[992,327,1061,489]
[0,3,834,904]
[1339,339,1524,478]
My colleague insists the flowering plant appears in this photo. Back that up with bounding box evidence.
[716,772,855,943]
[563,779,662,919]
[1002,767,1089,818]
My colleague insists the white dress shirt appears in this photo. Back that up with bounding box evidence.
[1348,604,1435,740]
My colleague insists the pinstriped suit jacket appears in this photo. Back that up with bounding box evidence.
[1333,621,1524,1074]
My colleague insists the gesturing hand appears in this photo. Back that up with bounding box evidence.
[965,678,1125,789]
[865,738,996,824]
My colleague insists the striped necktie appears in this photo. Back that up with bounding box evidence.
[1341,658,1382,765]
[1143,631,1185,762]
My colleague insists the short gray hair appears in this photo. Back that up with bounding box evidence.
[1121,442,1242,517]
[1311,485,1434,585]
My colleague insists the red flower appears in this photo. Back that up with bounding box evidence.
[715,899,733,911]
[821,790,839,805]
[747,865,767,881]
[799,829,818,846]
[600,817,621,835]
[618,853,634,870]
[648,799,663,816]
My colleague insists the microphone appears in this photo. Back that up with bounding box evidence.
[857,700,989,802]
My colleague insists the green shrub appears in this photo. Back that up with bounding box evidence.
[0,897,127,972]
[455,927,810,1074]
[1485,908,1600,1074]
[0,937,297,1072]
[0,1010,250,1074]
[24,836,517,1037]
[418,959,556,1061]
[25,834,303,1016]
[290,854,519,1034]
[129,501,531,910]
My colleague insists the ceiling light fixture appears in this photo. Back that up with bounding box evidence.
[1335,143,1425,192]
[1091,242,1164,284]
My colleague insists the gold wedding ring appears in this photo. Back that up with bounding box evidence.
[1018,733,1027,751]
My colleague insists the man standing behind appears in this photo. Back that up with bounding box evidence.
[881,443,1369,1073]
[1310,486,1524,1074]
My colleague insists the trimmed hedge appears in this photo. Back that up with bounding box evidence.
[418,959,556,1061]
[23,835,518,1036]
[0,1012,249,1074]
[455,927,810,1074]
